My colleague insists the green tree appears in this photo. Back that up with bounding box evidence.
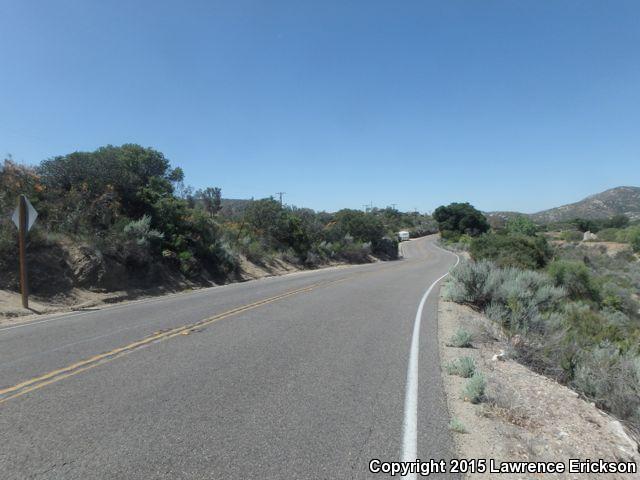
[196,187,222,217]
[506,216,537,236]
[433,203,489,240]
[329,209,386,244]
[604,215,630,229]
[572,218,599,233]
[38,144,183,229]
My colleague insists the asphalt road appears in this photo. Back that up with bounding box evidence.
[0,235,459,479]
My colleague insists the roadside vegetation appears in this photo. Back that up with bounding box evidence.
[448,417,468,434]
[0,145,437,296]
[542,215,640,253]
[436,202,640,434]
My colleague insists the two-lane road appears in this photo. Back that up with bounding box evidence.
[0,235,458,479]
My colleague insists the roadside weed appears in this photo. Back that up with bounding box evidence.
[448,328,473,348]
[449,417,468,433]
[445,356,476,378]
[462,372,486,404]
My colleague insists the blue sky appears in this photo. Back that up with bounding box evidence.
[1,1,639,213]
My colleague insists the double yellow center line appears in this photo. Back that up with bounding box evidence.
[0,276,350,405]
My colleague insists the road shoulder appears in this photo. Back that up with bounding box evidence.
[437,295,640,479]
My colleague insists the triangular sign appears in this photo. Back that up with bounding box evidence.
[11,196,38,232]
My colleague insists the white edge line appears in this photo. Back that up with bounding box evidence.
[401,243,460,476]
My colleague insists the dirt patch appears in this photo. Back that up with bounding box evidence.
[438,298,640,479]
[550,240,633,257]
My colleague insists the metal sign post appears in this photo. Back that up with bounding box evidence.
[11,195,38,309]
[18,196,28,308]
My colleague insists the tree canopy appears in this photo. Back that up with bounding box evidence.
[433,202,489,240]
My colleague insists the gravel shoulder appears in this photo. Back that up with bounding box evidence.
[438,296,640,479]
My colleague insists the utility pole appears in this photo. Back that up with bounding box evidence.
[362,204,369,213]
[275,192,286,206]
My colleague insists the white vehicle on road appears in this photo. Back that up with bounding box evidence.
[398,230,410,242]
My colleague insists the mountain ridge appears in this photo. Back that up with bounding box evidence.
[488,186,640,223]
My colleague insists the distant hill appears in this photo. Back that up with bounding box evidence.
[489,186,640,224]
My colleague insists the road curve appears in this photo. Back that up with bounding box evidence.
[0,235,459,479]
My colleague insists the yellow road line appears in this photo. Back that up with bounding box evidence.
[0,277,351,405]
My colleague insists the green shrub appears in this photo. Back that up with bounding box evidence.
[372,236,398,259]
[335,241,372,263]
[445,261,565,331]
[596,228,623,242]
[506,216,537,236]
[239,236,272,265]
[547,260,600,302]
[445,356,476,377]
[600,282,639,316]
[446,244,640,431]
[449,418,468,433]
[441,229,461,242]
[560,230,583,242]
[629,228,640,253]
[177,250,198,276]
[443,260,500,309]
[572,344,640,424]
[448,328,473,348]
[559,302,631,351]
[470,233,552,269]
[122,215,164,250]
[462,373,486,404]
[487,270,565,333]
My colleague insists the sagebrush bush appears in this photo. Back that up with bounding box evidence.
[462,372,486,404]
[491,270,565,333]
[572,344,640,424]
[446,238,640,431]
[443,260,500,308]
[600,281,639,317]
[448,328,473,348]
[445,261,564,333]
[449,418,468,433]
[445,356,476,377]
[122,215,164,247]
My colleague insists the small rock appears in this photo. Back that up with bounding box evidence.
[492,350,506,361]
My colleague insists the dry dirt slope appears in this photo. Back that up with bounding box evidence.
[438,297,640,479]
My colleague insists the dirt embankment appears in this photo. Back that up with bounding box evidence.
[0,240,374,323]
[438,297,640,479]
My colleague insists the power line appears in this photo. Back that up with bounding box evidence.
[275,192,286,206]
